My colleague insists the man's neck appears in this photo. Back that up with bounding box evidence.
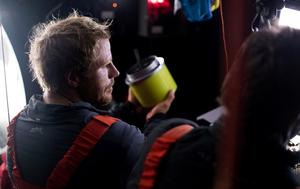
[43,91,80,105]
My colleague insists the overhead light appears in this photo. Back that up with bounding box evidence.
[277,0,300,29]
[112,2,118,8]
[279,7,300,29]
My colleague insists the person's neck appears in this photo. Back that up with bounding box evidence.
[43,90,80,106]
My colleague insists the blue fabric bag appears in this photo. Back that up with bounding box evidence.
[180,0,212,22]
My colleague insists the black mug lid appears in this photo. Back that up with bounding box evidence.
[125,55,164,85]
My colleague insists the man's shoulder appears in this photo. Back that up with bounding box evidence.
[88,115,144,142]
[90,114,119,126]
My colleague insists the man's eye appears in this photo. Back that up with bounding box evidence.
[106,61,113,66]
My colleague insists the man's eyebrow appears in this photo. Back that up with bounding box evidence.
[106,60,113,65]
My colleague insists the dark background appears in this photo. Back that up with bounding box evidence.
[0,0,254,121]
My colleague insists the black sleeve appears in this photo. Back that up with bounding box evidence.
[143,113,166,136]
[109,101,147,130]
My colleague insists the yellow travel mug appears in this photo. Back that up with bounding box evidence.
[125,55,177,108]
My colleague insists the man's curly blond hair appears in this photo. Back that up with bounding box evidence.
[29,11,111,92]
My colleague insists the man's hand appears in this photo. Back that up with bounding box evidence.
[146,90,175,121]
[127,89,175,121]
[127,88,140,106]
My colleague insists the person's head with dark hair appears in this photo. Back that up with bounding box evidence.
[222,26,300,141]
[215,26,300,189]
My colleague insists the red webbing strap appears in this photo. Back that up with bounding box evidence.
[7,112,42,189]
[138,124,194,189]
[46,115,118,189]
[1,153,12,189]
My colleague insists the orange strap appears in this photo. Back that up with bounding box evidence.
[7,111,30,189]
[8,114,118,189]
[46,115,118,189]
[139,124,194,189]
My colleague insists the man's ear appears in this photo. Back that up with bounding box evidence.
[66,71,80,88]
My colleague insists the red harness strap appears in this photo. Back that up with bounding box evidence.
[7,112,29,189]
[7,114,118,189]
[138,124,194,189]
[0,152,12,189]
